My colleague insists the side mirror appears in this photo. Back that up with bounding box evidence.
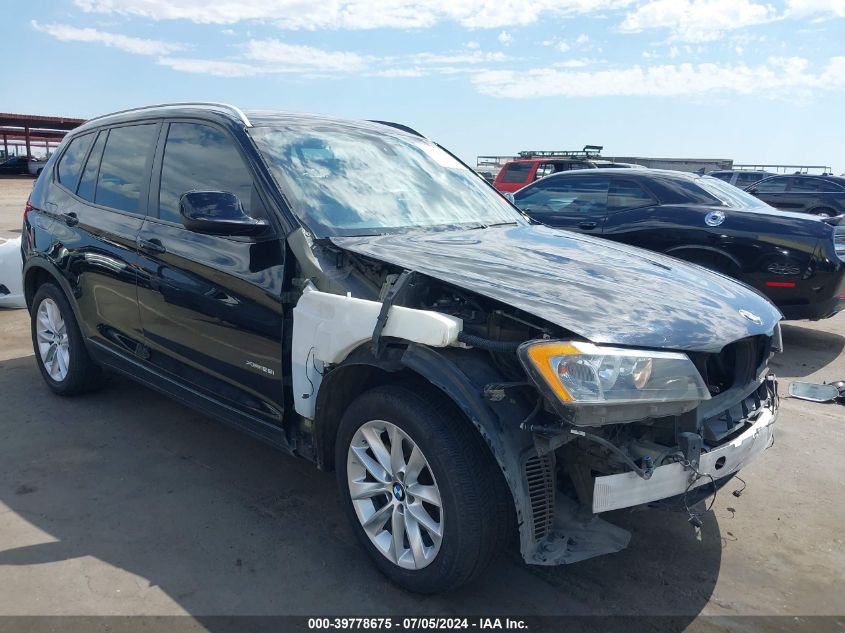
[503,192,516,204]
[180,191,268,237]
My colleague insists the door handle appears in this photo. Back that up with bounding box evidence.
[62,212,78,227]
[578,221,598,230]
[137,237,166,254]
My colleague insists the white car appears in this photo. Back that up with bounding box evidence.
[0,236,25,309]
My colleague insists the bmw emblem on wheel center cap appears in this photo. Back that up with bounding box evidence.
[392,483,405,501]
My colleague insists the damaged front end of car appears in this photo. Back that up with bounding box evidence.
[512,334,779,565]
[286,225,782,567]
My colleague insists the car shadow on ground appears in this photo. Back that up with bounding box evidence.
[771,322,845,378]
[0,355,724,631]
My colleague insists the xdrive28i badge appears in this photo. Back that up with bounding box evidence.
[739,309,764,325]
[705,210,726,227]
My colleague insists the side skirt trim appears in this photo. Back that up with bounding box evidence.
[88,340,291,452]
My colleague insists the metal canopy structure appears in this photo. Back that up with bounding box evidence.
[0,113,85,159]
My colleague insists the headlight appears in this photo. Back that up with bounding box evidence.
[518,340,711,426]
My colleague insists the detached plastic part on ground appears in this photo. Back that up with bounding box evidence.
[0,236,25,309]
[789,380,845,404]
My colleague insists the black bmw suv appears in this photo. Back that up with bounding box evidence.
[23,103,782,593]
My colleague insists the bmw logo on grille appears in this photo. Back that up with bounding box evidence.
[393,483,405,501]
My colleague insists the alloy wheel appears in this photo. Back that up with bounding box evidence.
[346,419,444,570]
[36,297,70,382]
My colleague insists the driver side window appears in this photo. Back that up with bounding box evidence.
[158,122,255,224]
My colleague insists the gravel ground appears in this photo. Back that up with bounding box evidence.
[0,175,843,632]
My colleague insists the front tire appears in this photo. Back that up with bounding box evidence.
[809,207,836,217]
[336,385,511,593]
[31,283,103,396]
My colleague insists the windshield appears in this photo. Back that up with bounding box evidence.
[250,123,523,237]
[696,175,767,209]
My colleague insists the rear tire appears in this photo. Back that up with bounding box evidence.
[31,283,104,396]
[336,385,511,593]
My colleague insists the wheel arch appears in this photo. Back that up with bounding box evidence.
[664,244,742,275]
[23,260,74,311]
[312,341,539,550]
[807,206,837,217]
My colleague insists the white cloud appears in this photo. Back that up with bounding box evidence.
[156,57,263,76]
[556,41,572,52]
[158,44,510,78]
[619,0,777,42]
[553,57,602,67]
[370,68,429,77]
[73,0,635,29]
[244,39,370,72]
[33,18,512,80]
[472,56,845,98]
[498,30,513,45]
[32,20,183,55]
[409,50,508,64]
[785,0,845,17]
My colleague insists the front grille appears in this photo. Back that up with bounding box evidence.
[524,453,555,541]
[690,335,769,397]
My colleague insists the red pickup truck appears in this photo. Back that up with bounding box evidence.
[492,154,637,193]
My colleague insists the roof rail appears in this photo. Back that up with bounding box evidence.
[518,145,603,159]
[84,102,252,128]
[733,163,833,175]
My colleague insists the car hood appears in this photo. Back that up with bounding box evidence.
[331,224,781,353]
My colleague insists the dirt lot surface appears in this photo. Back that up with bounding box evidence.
[0,176,31,239]
[0,175,843,631]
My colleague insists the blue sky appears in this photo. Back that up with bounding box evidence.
[4,0,845,170]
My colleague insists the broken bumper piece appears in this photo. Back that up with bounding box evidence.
[592,404,777,514]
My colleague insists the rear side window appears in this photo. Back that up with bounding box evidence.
[709,172,731,182]
[789,177,834,193]
[95,124,158,214]
[76,131,107,202]
[535,163,555,180]
[158,122,253,223]
[609,179,656,210]
[57,133,94,188]
[754,177,788,193]
[500,163,532,183]
[734,172,763,188]
[515,177,609,216]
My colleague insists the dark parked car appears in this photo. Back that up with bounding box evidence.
[0,156,32,175]
[23,104,781,593]
[708,170,772,188]
[745,174,845,217]
[512,169,845,320]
